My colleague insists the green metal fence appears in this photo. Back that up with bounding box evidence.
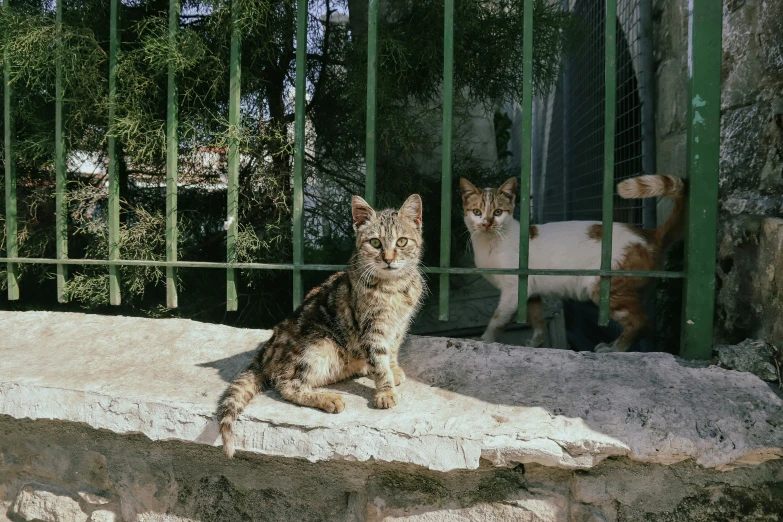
[1,0,721,359]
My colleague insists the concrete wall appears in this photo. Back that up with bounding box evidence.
[652,0,783,346]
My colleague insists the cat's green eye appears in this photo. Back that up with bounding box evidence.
[396,238,408,247]
[493,209,503,216]
[369,238,382,248]
[472,209,481,216]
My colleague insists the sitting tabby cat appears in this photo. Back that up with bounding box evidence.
[460,174,684,353]
[218,194,424,458]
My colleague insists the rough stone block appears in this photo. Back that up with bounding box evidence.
[569,504,607,522]
[89,511,117,522]
[716,217,783,347]
[11,485,88,522]
[0,311,781,474]
[375,489,570,522]
[716,339,778,382]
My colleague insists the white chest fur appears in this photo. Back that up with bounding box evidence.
[468,217,649,302]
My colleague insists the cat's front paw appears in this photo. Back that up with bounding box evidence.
[530,330,545,348]
[316,393,346,413]
[374,389,399,409]
[594,342,620,354]
[480,331,497,343]
[392,367,406,386]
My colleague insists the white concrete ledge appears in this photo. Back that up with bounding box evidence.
[0,311,781,472]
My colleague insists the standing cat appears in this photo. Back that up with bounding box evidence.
[218,194,424,458]
[460,174,684,352]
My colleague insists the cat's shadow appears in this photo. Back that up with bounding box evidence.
[196,344,377,408]
[196,346,259,384]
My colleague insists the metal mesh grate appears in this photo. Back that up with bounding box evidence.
[534,0,646,225]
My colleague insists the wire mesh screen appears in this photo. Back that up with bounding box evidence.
[534,0,645,225]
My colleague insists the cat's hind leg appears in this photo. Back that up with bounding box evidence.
[527,296,547,348]
[277,379,346,413]
[275,339,347,413]
[595,297,648,353]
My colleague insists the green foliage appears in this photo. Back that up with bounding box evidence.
[494,110,513,164]
[0,0,575,326]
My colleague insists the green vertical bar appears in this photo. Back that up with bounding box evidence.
[597,0,617,326]
[364,0,378,206]
[55,0,68,303]
[680,0,721,360]
[438,0,454,321]
[166,0,179,309]
[291,0,307,309]
[516,0,533,323]
[226,0,240,311]
[108,0,121,305]
[3,0,18,300]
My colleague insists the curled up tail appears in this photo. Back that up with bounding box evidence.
[617,174,685,253]
[218,362,264,458]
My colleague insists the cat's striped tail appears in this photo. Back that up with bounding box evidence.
[617,174,685,253]
[218,360,264,458]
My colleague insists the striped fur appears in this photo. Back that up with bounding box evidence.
[617,174,685,253]
[461,174,684,352]
[218,195,425,457]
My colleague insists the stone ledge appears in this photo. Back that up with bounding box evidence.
[0,311,781,473]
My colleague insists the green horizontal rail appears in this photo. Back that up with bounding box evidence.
[0,257,686,278]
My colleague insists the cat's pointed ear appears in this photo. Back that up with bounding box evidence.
[351,195,376,230]
[460,178,480,204]
[399,194,423,228]
[498,177,518,200]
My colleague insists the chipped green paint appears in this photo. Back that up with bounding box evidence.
[681,0,722,360]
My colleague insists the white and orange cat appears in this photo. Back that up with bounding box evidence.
[460,175,684,352]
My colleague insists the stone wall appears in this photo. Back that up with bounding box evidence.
[653,0,783,346]
[1,311,782,521]
[2,418,783,522]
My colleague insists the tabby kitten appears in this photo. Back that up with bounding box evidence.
[218,194,425,458]
[460,174,684,352]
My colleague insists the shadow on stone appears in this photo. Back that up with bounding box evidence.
[195,346,261,383]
